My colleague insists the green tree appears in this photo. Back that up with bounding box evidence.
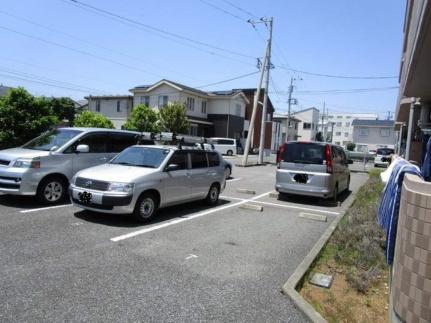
[0,87,59,149]
[50,97,77,125]
[123,104,160,132]
[346,142,356,151]
[159,102,189,135]
[74,110,114,129]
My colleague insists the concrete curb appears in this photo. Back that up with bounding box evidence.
[281,189,360,322]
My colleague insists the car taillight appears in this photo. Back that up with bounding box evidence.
[277,144,285,164]
[325,144,333,173]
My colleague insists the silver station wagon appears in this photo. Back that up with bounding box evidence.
[275,142,351,202]
[69,145,226,222]
[0,128,142,204]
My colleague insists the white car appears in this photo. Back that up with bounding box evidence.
[374,148,394,167]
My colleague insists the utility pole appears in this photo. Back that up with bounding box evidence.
[243,17,272,166]
[321,102,326,140]
[258,17,273,164]
[242,43,269,166]
[286,76,301,141]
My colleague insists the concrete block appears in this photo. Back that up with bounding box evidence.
[299,212,327,222]
[236,188,256,195]
[269,191,279,198]
[239,203,263,212]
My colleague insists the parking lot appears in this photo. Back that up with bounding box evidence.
[0,161,368,322]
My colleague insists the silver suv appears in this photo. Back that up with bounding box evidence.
[69,145,226,222]
[0,128,143,204]
[275,142,351,201]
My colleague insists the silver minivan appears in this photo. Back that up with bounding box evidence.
[275,142,351,201]
[0,128,142,204]
[69,145,226,222]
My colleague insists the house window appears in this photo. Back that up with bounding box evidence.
[328,115,334,119]
[117,101,121,112]
[345,122,350,127]
[359,128,369,136]
[380,128,390,137]
[303,122,311,129]
[336,122,342,127]
[140,96,150,106]
[235,104,241,116]
[201,101,207,114]
[337,116,342,119]
[344,132,349,137]
[346,116,351,119]
[336,132,341,136]
[187,97,195,111]
[189,124,198,136]
[96,100,100,112]
[158,95,168,107]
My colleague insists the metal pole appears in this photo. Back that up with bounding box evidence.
[405,99,417,161]
[258,18,273,164]
[242,45,269,166]
[287,77,294,140]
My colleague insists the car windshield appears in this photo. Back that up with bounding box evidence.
[110,147,170,168]
[22,129,83,151]
[376,148,394,156]
[283,143,325,165]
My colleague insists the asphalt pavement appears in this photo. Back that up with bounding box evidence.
[0,162,368,322]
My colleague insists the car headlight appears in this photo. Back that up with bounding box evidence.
[107,182,134,193]
[13,158,40,168]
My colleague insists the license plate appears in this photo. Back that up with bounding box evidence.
[294,173,308,184]
[78,191,92,204]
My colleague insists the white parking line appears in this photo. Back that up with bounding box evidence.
[220,195,340,215]
[20,204,72,214]
[110,191,272,242]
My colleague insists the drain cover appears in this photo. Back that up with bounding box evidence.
[309,273,334,288]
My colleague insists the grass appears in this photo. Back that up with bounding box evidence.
[300,169,389,322]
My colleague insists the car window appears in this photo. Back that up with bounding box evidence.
[191,151,208,168]
[65,132,108,153]
[110,147,169,168]
[218,139,234,145]
[22,129,82,151]
[207,152,220,167]
[283,143,325,165]
[108,132,139,153]
[376,148,394,156]
[167,151,188,170]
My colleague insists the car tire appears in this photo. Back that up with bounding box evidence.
[133,193,158,223]
[37,176,67,205]
[225,166,232,179]
[226,150,233,156]
[332,184,339,206]
[205,184,220,206]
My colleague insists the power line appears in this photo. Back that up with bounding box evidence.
[293,86,399,95]
[220,0,259,19]
[63,0,256,60]
[198,0,245,21]
[0,10,205,82]
[196,71,259,88]
[276,65,398,79]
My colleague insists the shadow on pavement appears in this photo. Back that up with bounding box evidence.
[73,198,232,227]
[277,189,352,208]
[0,194,70,209]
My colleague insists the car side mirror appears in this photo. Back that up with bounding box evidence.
[348,159,354,164]
[76,144,89,153]
[165,164,180,172]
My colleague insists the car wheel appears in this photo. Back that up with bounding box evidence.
[37,176,67,205]
[332,184,339,206]
[226,150,233,156]
[133,193,158,223]
[225,166,231,179]
[206,184,220,205]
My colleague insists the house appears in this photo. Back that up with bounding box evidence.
[292,107,320,141]
[272,114,301,148]
[233,88,275,150]
[351,119,396,151]
[322,113,378,146]
[129,80,249,137]
[395,0,431,163]
[86,95,133,129]
[0,85,13,97]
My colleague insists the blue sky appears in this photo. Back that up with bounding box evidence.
[0,0,405,118]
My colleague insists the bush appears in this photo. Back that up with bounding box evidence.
[123,104,160,132]
[346,142,356,151]
[159,102,189,135]
[74,110,114,129]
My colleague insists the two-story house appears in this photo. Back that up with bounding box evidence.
[86,95,133,129]
[292,107,320,141]
[352,119,396,151]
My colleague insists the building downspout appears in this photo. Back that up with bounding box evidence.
[405,99,419,161]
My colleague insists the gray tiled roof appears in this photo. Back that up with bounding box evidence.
[351,119,394,127]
